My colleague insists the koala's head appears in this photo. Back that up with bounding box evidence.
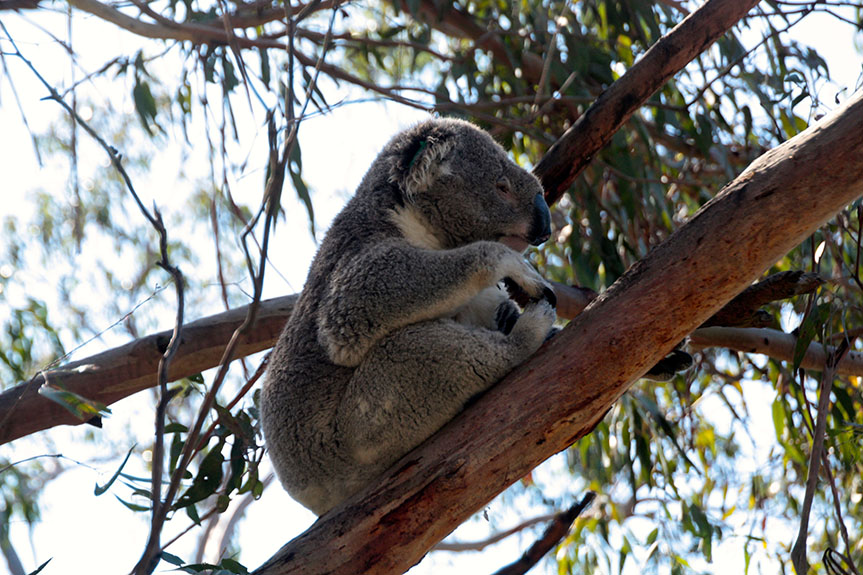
[385,118,551,251]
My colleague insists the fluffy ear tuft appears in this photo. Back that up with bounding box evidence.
[390,130,456,201]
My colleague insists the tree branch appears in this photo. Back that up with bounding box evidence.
[250,88,863,575]
[689,326,863,375]
[0,275,857,446]
[701,271,824,328]
[433,514,558,553]
[0,296,297,445]
[791,340,850,574]
[491,492,596,575]
[533,0,760,204]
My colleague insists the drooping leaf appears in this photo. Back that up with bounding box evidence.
[38,382,111,422]
[94,444,136,496]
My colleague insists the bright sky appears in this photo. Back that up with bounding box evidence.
[1,4,862,575]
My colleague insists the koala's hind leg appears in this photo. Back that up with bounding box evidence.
[336,300,555,482]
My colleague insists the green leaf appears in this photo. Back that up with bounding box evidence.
[113,494,149,512]
[221,53,239,92]
[133,79,159,135]
[259,47,270,87]
[27,558,52,575]
[771,398,786,441]
[694,113,713,155]
[793,303,828,372]
[160,552,185,566]
[219,558,249,574]
[94,444,136,496]
[227,436,245,492]
[170,429,183,474]
[619,534,632,571]
[38,382,111,422]
[186,503,201,524]
[289,142,316,238]
[175,440,225,509]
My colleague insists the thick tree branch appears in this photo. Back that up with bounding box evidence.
[0,296,296,444]
[4,272,829,446]
[251,88,863,575]
[0,273,848,446]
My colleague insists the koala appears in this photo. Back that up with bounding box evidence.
[261,118,557,515]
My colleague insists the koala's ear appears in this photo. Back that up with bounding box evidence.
[391,131,456,201]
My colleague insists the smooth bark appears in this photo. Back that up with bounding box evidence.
[689,326,863,375]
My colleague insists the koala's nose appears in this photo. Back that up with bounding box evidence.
[529,193,552,245]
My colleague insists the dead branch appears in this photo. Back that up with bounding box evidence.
[433,514,558,553]
[791,340,851,574]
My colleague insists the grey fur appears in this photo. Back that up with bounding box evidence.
[261,119,557,515]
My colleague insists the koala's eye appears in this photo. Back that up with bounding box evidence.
[496,178,514,199]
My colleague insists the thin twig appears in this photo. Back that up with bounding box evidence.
[531,2,569,108]
[820,449,862,575]
[195,356,269,452]
[0,24,186,575]
[684,7,811,108]
[790,339,851,575]
[434,513,559,552]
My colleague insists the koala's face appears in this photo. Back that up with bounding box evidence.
[394,119,551,251]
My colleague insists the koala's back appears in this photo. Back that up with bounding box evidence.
[261,164,406,508]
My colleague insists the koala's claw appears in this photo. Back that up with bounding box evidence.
[544,326,562,342]
[502,276,530,307]
[540,285,557,308]
[502,276,556,309]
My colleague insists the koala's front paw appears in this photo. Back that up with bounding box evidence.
[502,276,557,310]
[509,298,556,353]
[497,251,553,304]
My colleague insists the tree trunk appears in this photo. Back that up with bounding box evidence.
[252,89,863,575]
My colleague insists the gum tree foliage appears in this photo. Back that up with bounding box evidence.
[0,0,862,573]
